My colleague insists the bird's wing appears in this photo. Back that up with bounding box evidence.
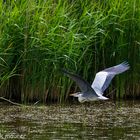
[62,69,99,96]
[102,61,130,74]
[91,61,130,94]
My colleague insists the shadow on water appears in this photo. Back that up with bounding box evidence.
[0,100,140,140]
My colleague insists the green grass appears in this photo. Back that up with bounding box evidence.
[0,0,139,103]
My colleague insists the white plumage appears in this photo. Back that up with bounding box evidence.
[63,61,130,103]
[91,61,130,94]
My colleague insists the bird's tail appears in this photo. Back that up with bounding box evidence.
[98,95,109,100]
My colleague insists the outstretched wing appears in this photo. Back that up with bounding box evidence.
[62,69,99,97]
[91,61,130,94]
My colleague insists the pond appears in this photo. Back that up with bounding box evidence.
[0,100,140,140]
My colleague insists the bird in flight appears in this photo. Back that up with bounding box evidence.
[62,62,130,103]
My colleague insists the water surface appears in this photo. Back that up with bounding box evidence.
[0,100,140,140]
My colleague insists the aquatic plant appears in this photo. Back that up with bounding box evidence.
[0,0,139,103]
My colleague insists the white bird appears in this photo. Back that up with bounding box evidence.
[62,62,130,103]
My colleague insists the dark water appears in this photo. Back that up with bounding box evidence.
[0,101,140,140]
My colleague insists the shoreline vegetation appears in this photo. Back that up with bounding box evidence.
[0,0,140,103]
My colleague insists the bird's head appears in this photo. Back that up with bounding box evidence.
[70,92,86,103]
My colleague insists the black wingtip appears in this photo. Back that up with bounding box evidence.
[121,61,130,69]
[122,61,129,64]
[61,68,70,75]
[61,68,67,73]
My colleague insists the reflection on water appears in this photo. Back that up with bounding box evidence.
[0,101,140,140]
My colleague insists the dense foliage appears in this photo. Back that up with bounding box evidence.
[0,0,139,103]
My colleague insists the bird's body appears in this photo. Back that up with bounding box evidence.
[62,62,130,103]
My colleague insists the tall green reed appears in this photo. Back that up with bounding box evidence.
[0,0,139,103]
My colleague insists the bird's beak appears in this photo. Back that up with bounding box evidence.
[69,93,75,96]
[69,93,79,97]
